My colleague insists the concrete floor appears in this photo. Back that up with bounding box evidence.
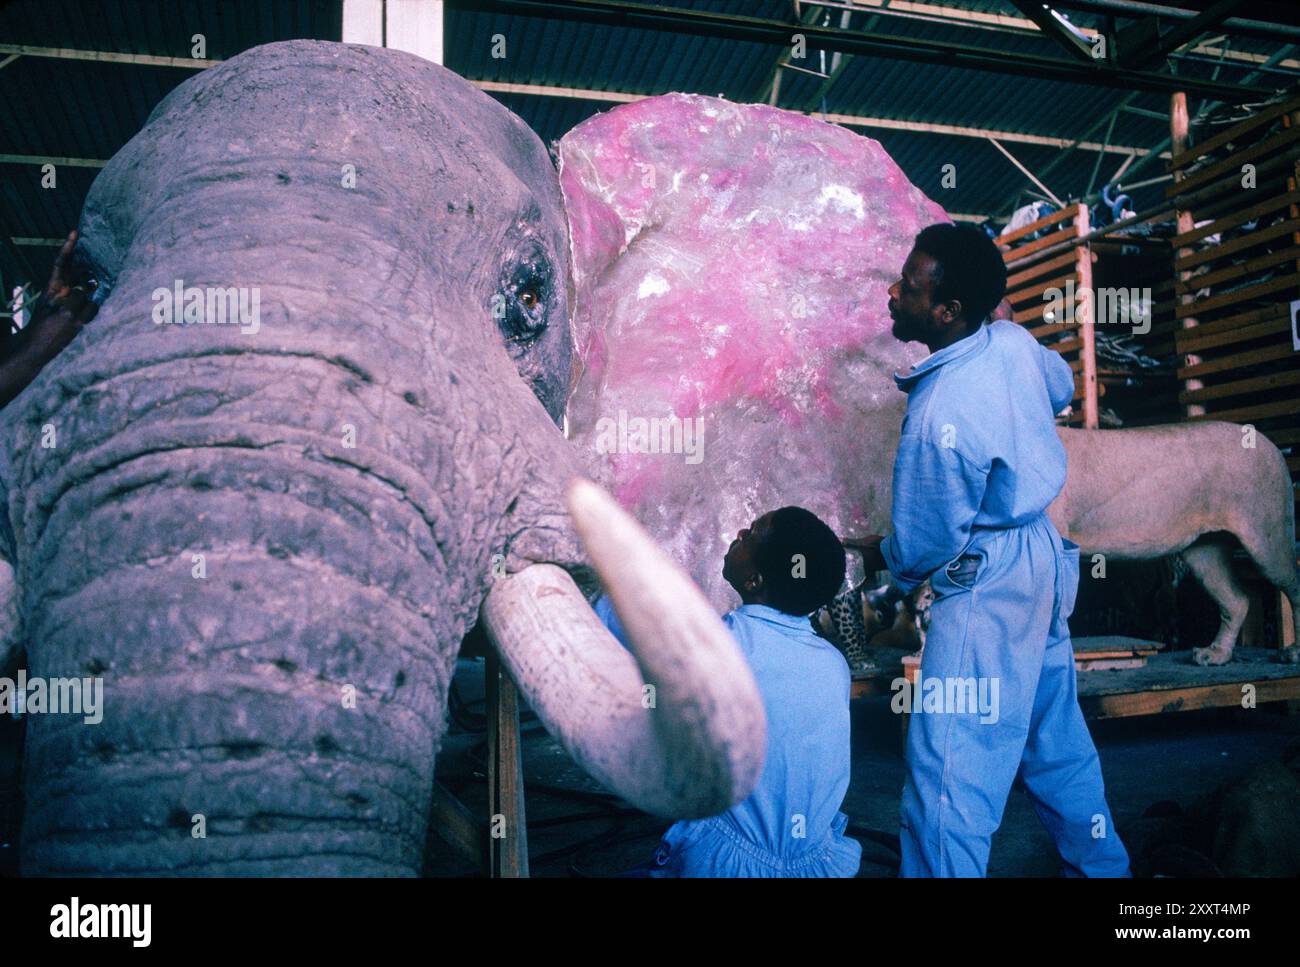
[3,657,1298,877]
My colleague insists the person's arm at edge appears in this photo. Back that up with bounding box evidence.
[0,231,98,409]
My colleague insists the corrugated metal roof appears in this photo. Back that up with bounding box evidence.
[2,0,1297,292]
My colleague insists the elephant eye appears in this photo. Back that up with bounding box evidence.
[519,287,539,310]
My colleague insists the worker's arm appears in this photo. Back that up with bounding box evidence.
[0,231,97,409]
[878,433,989,593]
[1039,343,1076,415]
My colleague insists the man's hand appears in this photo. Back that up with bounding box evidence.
[842,533,886,574]
[1,230,97,407]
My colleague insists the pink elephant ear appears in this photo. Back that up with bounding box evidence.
[558,94,949,610]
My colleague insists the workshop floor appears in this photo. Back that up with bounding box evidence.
[3,658,1298,877]
[427,658,1300,877]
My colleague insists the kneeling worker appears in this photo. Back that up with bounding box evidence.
[599,506,861,877]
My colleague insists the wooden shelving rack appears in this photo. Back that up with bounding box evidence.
[999,203,1099,428]
[1166,92,1300,510]
[997,204,1181,428]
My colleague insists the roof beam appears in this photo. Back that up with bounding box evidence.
[0,153,107,168]
[987,137,1064,206]
[471,78,1161,156]
[781,0,1300,66]
[1118,0,1247,69]
[0,43,220,69]
[448,0,1276,100]
[1051,0,1300,43]
[1006,2,1097,62]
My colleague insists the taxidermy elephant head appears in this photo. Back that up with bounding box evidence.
[559,94,946,610]
[0,41,764,875]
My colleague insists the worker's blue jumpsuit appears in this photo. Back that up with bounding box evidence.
[597,597,862,877]
[880,319,1130,878]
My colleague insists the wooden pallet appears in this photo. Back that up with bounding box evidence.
[1077,647,1300,719]
[850,647,1300,728]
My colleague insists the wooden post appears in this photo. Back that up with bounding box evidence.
[900,653,921,757]
[428,781,486,871]
[1170,91,1206,419]
[485,649,529,877]
[1073,203,1099,429]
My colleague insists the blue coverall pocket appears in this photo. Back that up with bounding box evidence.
[939,553,981,593]
[1058,539,1081,622]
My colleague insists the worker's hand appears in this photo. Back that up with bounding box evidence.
[0,231,98,408]
[842,533,886,574]
[24,230,98,356]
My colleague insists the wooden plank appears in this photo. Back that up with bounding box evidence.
[1080,676,1300,719]
[1176,244,1300,296]
[1167,123,1300,198]
[1077,657,1148,671]
[1171,92,1205,421]
[1188,397,1300,422]
[1172,147,1300,214]
[1175,216,1300,271]
[1014,301,1070,326]
[1007,249,1079,289]
[997,204,1078,248]
[1001,224,1078,264]
[1175,271,1300,318]
[1078,648,1300,695]
[1071,631,1164,652]
[1178,340,1299,379]
[1173,302,1288,342]
[1168,94,1300,172]
[1075,205,1098,429]
[1176,315,1291,354]
[1024,316,1077,338]
[1008,271,1078,306]
[486,649,528,878]
[429,782,486,870]
[1180,368,1300,404]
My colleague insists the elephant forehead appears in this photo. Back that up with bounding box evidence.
[83,40,565,288]
[558,93,943,610]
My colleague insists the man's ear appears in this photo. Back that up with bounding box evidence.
[940,299,962,324]
[746,570,765,594]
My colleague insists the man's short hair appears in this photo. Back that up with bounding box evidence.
[913,222,1008,325]
[754,507,846,616]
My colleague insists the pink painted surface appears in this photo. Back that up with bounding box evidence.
[560,94,948,609]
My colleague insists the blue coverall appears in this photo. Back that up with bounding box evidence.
[879,319,1130,878]
[597,597,862,877]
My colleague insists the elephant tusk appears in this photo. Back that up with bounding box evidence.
[480,478,766,819]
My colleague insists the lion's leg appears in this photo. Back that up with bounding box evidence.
[1183,539,1250,666]
[1227,517,1300,664]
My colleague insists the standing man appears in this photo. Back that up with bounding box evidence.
[852,223,1129,877]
